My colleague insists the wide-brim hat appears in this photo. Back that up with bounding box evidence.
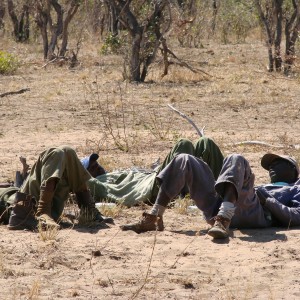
[261,153,299,177]
[81,153,99,169]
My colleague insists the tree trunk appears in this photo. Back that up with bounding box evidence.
[211,0,219,35]
[47,0,63,59]
[284,1,300,74]
[0,0,5,29]
[254,0,275,71]
[59,1,79,57]
[7,0,30,41]
[35,0,79,60]
[35,1,50,59]
[130,32,142,81]
[274,0,283,71]
[107,0,170,82]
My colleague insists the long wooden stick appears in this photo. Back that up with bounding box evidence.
[0,88,30,98]
[167,104,205,137]
[234,141,299,149]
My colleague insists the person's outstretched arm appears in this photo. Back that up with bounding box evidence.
[257,188,300,226]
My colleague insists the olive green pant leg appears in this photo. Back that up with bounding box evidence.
[193,137,224,180]
[49,146,92,219]
[20,146,91,221]
[157,138,195,173]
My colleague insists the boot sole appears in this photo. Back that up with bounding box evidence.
[207,228,229,239]
[7,223,36,230]
[120,225,164,233]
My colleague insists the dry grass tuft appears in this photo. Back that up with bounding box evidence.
[27,280,41,300]
[38,222,59,242]
[97,200,125,218]
[77,207,98,226]
[173,194,195,215]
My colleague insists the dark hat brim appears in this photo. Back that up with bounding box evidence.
[261,153,299,176]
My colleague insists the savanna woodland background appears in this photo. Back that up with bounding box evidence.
[1,1,300,299]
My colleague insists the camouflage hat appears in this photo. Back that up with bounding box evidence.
[261,153,299,177]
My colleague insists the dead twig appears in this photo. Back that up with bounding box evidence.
[0,88,30,98]
[130,225,158,300]
[167,104,205,137]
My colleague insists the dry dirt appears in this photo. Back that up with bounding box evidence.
[0,36,300,299]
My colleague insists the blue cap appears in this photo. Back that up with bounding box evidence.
[81,153,99,169]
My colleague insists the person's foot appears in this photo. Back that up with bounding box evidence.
[7,214,37,231]
[207,215,230,239]
[91,207,114,224]
[120,212,164,233]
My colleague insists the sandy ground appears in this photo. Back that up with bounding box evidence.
[1,37,300,299]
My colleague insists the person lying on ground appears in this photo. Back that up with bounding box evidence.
[86,137,224,206]
[120,145,300,240]
[0,137,223,229]
[0,145,113,230]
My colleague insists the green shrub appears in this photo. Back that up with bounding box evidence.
[100,33,122,55]
[0,51,19,75]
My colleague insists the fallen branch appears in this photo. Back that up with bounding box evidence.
[160,39,214,78]
[40,57,58,69]
[233,141,300,149]
[167,104,205,137]
[0,88,30,98]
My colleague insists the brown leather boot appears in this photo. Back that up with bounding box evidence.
[7,191,37,230]
[76,190,114,224]
[36,181,60,229]
[120,212,164,233]
[207,215,231,239]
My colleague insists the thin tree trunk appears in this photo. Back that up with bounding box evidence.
[211,0,219,35]
[35,1,50,59]
[47,0,63,59]
[284,0,300,74]
[0,0,5,29]
[254,0,275,71]
[274,0,283,71]
[7,1,30,41]
[59,1,79,57]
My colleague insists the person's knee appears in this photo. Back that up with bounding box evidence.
[174,153,191,162]
[58,145,76,155]
[224,153,245,163]
[57,145,79,161]
[176,138,193,147]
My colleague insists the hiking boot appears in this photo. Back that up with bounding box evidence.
[7,191,37,230]
[207,215,230,239]
[120,212,164,233]
[76,190,114,224]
